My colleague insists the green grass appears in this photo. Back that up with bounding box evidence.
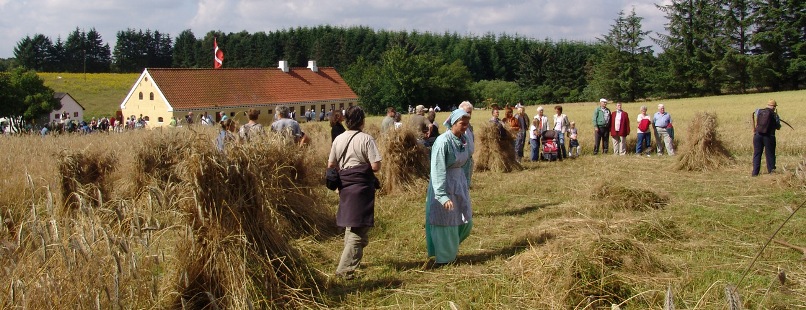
[39,72,139,118]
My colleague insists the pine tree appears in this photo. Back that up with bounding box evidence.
[589,9,653,101]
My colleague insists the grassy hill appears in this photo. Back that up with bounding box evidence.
[39,72,139,118]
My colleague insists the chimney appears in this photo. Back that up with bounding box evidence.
[278,60,289,73]
[307,60,318,72]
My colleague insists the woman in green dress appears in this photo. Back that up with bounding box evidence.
[425,109,473,265]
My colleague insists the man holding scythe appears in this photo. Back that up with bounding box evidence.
[751,99,792,176]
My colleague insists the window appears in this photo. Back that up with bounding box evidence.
[149,92,154,100]
[267,109,273,116]
[158,117,164,123]
[54,114,59,119]
[73,112,78,117]
[144,116,150,121]
[230,112,235,117]
[138,92,143,100]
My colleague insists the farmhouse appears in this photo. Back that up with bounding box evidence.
[119,61,358,127]
[50,92,85,123]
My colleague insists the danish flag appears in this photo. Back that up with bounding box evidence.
[214,38,224,69]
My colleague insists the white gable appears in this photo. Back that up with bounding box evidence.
[50,93,85,123]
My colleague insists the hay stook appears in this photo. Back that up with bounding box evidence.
[675,112,734,171]
[474,121,522,173]
[377,127,430,194]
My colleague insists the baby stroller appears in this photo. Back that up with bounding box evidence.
[541,130,560,161]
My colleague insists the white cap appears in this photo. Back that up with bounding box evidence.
[599,98,608,103]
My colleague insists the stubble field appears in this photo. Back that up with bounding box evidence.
[0,90,805,309]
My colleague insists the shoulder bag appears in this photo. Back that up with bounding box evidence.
[325,131,359,190]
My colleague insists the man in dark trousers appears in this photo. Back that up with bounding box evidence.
[751,99,782,176]
[591,98,611,155]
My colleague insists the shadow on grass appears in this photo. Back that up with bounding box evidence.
[382,231,555,271]
[475,202,559,217]
[325,275,404,303]
[456,231,554,265]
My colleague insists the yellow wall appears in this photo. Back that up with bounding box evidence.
[121,73,359,128]
[121,76,174,128]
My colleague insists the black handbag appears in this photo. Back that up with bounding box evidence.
[325,132,359,190]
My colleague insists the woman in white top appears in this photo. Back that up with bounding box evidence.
[552,105,569,159]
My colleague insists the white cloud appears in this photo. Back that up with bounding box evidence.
[0,0,669,58]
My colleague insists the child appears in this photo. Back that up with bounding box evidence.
[568,121,580,157]
[529,117,540,161]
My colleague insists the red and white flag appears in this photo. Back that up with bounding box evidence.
[214,38,224,69]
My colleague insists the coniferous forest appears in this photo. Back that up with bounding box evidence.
[7,0,806,114]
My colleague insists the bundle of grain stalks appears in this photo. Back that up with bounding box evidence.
[591,183,669,211]
[170,135,332,308]
[509,234,667,308]
[675,112,734,171]
[56,148,117,209]
[377,127,430,193]
[132,129,191,194]
[474,122,522,172]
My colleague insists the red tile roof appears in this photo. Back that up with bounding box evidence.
[146,68,357,110]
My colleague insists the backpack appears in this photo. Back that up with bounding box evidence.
[755,108,772,134]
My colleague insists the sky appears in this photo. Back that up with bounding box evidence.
[0,0,672,59]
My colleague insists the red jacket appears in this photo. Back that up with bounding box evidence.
[609,110,630,137]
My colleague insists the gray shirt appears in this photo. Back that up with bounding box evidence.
[270,118,303,138]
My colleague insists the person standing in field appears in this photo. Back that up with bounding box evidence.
[592,98,611,155]
[489,106,507,138]
[425,109,473,266]
[652,104,675,156]
[635,106,652,156]
[239,108,264,142]
[271,105,309,146]
[568,122,580,157]
[424,110,440,148]
[328,106,382,280]
[529,117,541,161]
[610,102,630,155]
[751,99,782,176]
[514,107,529,161]
[408,105,431,141]
[330,110,346,142]
[216,118,238,151]
[381,107,396,132]
[553,105,569,159]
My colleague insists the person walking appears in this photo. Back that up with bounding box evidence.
[425,109,473,266]
[592,98,611,155]
[328,106,382,280]
[751,99,782,176]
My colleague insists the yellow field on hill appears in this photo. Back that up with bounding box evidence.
[1,90,804,308]
[39,72,140,118]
